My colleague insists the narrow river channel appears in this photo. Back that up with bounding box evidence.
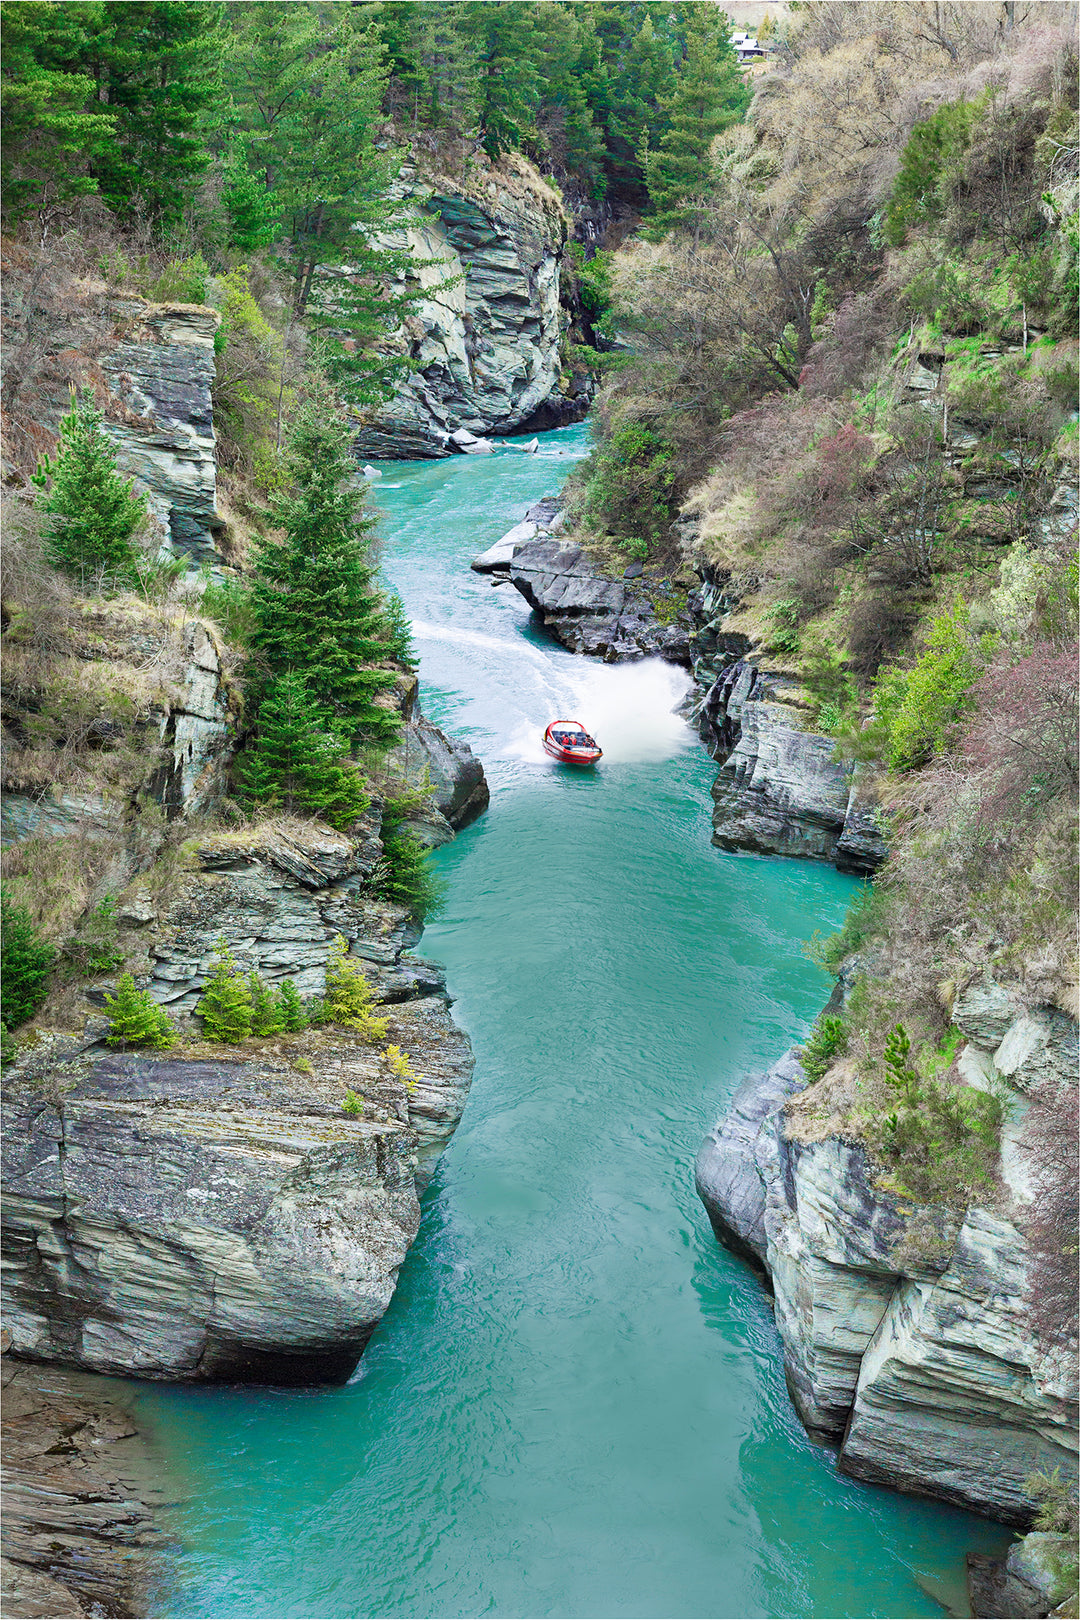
[135,423,1008,1619]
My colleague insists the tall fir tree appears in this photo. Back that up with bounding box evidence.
[32,390,146,585]
[249,403,400,749]
[225,4,414,405]
[239,671,370,828]
[86,1,223,225]
[0,0,117,228]
[463,3,541,157]
[645,15,750,234]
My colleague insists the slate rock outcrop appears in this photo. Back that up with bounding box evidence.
[695,982,1080,1523]
[504,534,691,663]
[354,157,586,458]
[1,1356,166,1618]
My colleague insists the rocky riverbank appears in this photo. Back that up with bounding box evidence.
[1,1353,167,1618]
[695,970,1079,1541]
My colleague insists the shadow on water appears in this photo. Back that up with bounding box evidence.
[129,423,1010,1619]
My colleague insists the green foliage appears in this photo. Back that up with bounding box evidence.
[276,978,308,1034]
[32,390,146,587]
[375,797,445,920]
[568,244,616,338]
[322,933,388,1042]
[225,3,414,406]
[806,886,888,974]
[63,896,125,977]
[342,1088,364,1116]
[0,889,55,1030]
[644,18,749,235]
[248,972,285,1037]
[800,1013,847,1083]
[382,1042,416,1084]
[885,99,978,247]
[381,590,419,671]
[800,641,858,732]
[198,566,255,643]
[239,672,371,830]
[250,403,400,748]
[103,973,176,1049]
[197,939,254,1043]
[873,1022,1004,1203]
[0,0,118,224]
[765,598,801,656]
[1025,1468,1080,1605]
[147,253,208,304]
[872,601,991,770]
[582,419,677,557]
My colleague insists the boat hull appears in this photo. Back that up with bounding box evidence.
[542,738,602,766]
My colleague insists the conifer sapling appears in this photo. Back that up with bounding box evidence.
[104,974,177,1049]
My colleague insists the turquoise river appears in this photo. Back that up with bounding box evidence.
[134,423,1008,1619]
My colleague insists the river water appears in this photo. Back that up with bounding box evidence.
[136,423,1007,1618]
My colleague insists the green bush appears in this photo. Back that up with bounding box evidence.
[375,796,445,919]
[63,897,125,977]
[582,420,678,557]
[885,99,978,246]
[248,972,285,1037]
[342,1089,364,1116]
[806,885,888,974]
[873,601,991,770]
[199,566,256,643]
[277,979,308,1033]
[104,975,177,1049]
[800,1013,848,1082]
[1,890,55,1030]
[197,940,254,1042]
[872,1022,1003,1203]
[149,254,209,304]
[323,934,388,1042]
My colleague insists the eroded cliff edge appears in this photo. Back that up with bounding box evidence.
[695,977,1079,1531]
[354,152,590,459]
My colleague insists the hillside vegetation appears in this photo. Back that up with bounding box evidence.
[576,2,1078,1390]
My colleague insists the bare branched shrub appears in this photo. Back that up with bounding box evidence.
[1022,1074,1080,1346]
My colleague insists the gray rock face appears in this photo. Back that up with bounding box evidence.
[100,301,221,563]
[390,677,490,842]
[2,1047,422,1385]
[1,614,236,847]
[696,1013,1079,1522]
[354,163,585,458]
[1,819,476,1386]
[700,664,887,872]
[2,1357,165,1618]
[507,536,691,663]
[694,1048,805,1268]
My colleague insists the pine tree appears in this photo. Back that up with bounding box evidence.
[0,890,55,1030]
[239,672,371,829]
[645,19,750,235]
[87,0,223,226]
[0,0,118,228]
[276,978,308,1034]
[382,591,419,671]
[464,4,541,157]
[250,404,401,749]
[104,974,177,1049]
[248,972,285,1037]
[32,390,145,586]
[323,934,388,1043]
[197,939,254,1042]
[225,4,415,407]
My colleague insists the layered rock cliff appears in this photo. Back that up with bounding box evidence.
[696,980,1079,1525]
[1,813,476,1386]
[2,255,222,564]
[354,155,588,459]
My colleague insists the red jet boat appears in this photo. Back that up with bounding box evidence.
[543,720,602,766]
